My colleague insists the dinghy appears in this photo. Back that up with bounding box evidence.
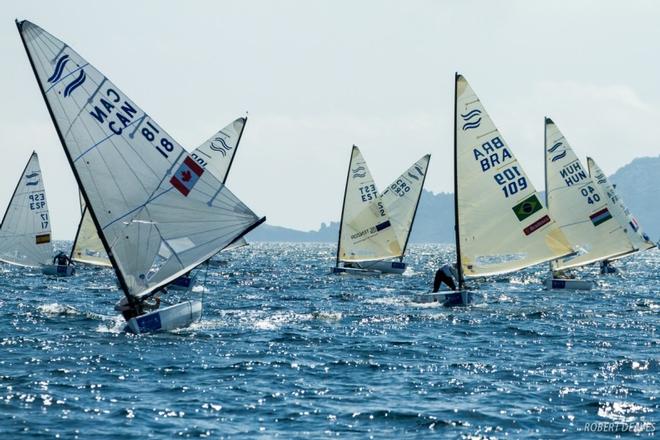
[0,152,60,272]
[18,20,265,333]
[587,157,656,269]
[543,119,635,289]
[70,117,250,271]
[415,75,573,304]
[332,146,403,275]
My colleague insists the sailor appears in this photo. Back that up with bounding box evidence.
[433,264,457,292]
[600,259,617,274]
[114,289,164,321]
[53,251,70,267]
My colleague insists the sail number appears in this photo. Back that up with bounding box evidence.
[28,193,46,210]
[580,185,601,204]
[40,213,49,229]
[140,121,175,159]
[389,179,411,197]
[493,166,528,198]
[358,184,378,203]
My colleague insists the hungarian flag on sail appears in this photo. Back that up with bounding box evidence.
[629,217,639,232]
[170,156,204,196]
[589,207,612,226]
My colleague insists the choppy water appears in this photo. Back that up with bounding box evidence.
[0,242,657,438]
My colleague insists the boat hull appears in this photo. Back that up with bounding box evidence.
[126,300,202,334]
[41,264,75,277]
[412,290,473,306]
[167,275,194,291]
[333,260,406,275]
[544,278,593,290]
[331,266,381,277]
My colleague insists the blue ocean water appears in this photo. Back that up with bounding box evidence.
[0,242,657,438]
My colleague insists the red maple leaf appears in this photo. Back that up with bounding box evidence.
[181,170,192,182]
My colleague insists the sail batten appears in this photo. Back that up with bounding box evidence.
[455,75,572,278]
[544,119,633,271]
[18,20,263,299]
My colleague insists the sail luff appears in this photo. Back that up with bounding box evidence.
[453,73,464,287]
[16,20,132,299]
[222,117,246,184]
[0,151,35,230]
[335,145,356,266]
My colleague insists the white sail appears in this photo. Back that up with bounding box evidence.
[587,157,655,254]
[545,119,634,271]
[71,118,248,267]
[0,152,53,267]
[191,118,246,184]
[71,206,112,267]
[380,154,430,254]
[337,146,402,263]
[455,75,572,278]
[18,20,264,298]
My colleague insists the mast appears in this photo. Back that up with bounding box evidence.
[69,206,87,261]
[544,117,552,275]
[222,116,247,185]
[16,20,134,305]
[335,146,355,266]
[399,155,431,260]
[453,73,464,288]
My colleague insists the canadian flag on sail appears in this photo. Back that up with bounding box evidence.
[170,156,204,196]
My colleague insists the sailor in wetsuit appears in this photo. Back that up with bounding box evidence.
[53,251,71,267]
[114,289,163,321]
[433,264,458,292]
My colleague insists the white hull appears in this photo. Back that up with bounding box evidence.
[412,290,473,306]
[544,278,593,290]
[126,300,202,334]
[333,260,406,275]
[41,264,75,277]
[331,266,381,277]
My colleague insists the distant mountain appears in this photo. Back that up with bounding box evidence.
[247,156,660,243]
[609,155,660,240]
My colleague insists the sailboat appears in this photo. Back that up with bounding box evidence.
[70,117,250,287]
[17,19,265,333]
[416,74,573,304]
[0,152,61,272]
[332,146,403,275]
[587,156,656,271]
[544,119,635,289]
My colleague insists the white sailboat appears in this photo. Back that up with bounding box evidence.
[544,119,635,289]
[417,74,573,304]
[587,156,656,271]
[18,20,264,333]
[71,117,250,269]
[0,152,56,270]
[332,146,402,275]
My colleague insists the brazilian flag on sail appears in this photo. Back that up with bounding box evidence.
[512,194,542,221]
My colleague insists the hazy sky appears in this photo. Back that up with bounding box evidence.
[2,1,660,239]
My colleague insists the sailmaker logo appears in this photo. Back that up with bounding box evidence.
[209,136,233,157]
[48,53,87,98]
[461,109,482,130]
[548,141,567,162]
